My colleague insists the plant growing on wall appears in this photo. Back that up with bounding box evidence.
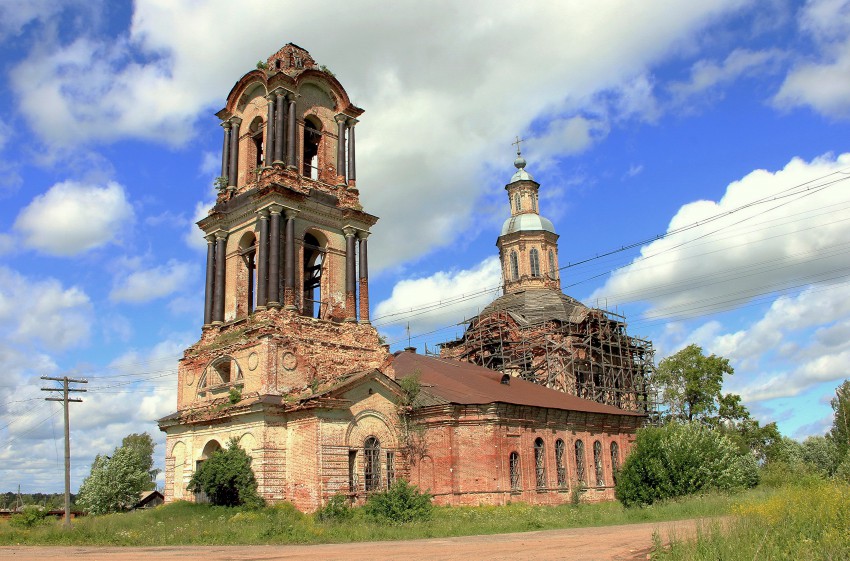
[396,372,427,464]
[214,176,228,191]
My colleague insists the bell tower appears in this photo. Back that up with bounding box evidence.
[160,44,387,505]
[497,142,561,294]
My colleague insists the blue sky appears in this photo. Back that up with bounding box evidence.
[1,0,850,493]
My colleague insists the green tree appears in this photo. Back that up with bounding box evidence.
[121,432,158,488]
[654,344,733,422]
[188,438,263,508]
[829,379,850,460]
[615,422,758,507]
[801,435,840,476]
[76,442,154,515]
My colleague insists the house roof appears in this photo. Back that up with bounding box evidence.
[391,351,643,417]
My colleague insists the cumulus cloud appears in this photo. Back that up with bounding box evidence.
[0,267,92,351]
[774,0,850,118]
[374,256,503,339]
[591,152,850,319]
[9,0,749,270]
[14,180,134,256]
[670,48,783,104]
[110,259,194,303]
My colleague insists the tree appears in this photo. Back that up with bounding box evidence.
[121,433,158,489]
[615,422,758,507]
[801,435,840,476]
[188,438,263,508]
[76,439,154,515]
[829,379,850,460]
[654,344,733,422]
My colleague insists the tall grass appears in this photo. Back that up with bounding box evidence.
[654,479,850,560]
[0,490,740,546]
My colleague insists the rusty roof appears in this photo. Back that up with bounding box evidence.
[480,288,590,325]
[391,351,643,417]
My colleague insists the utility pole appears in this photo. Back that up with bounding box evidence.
[41,376,87,529]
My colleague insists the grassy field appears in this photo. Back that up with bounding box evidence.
[0,490,741,546]
[652,479,850,560]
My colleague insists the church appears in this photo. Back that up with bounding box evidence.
[158,43,645,512]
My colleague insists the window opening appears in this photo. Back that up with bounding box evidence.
[530,248,540,277]
[303,117,321,180]
[514,193,522,212]
[610,442,620,484]
[364,437,381,492]
[239,232,257,315]
[555,439,566,488]
[548,249,556,280]
[348,450,358,493]
[510,251,519,281]
[575,440,586,485]
[594,440,604,487]
[249,116,264,170]
[386,451,395,488]
[509,451,520,492]
[534,438,546,489]
[532,194,537,213]
[302,233,325,318]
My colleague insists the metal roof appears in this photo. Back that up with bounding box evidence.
[480,288,590,325]
[392,351,643,416]
[500,213,557,236]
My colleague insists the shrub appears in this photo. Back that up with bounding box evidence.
[615,422,758,507]
[363,479,432,523]
[315,493,353,522]
[9,505,50,528]
[187,438,264,508]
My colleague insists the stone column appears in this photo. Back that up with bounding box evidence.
[203,234,215,326]
[220,121,232,183]
[275,91,286,164]
[344,227,357,322]
[284,209,297,309]
[268,205,282,307]
[357,232,370,324]
[212,231,228,324]
[347,118,358,182]
[255,210,269,309]
[335,114,347,184]
[228,117,242,189]
[264,95,276,167]
[286,94,297,168]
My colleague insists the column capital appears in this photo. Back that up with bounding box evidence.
[284,208,299,220]
[356,230,370,240]
[230,116,242,126]
[214,230,229,240]
[343,226,357,237]
[335,113,349,124]
[347,117,359,127]
[220,120,232,130]
[205,233,216,243]
[265,92,276,102]
[257,208,270,219]
[268,204,283,215]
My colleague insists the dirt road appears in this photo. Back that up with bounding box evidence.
[0,518,704,560]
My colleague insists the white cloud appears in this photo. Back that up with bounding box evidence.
[14,180,134,256]
[374,256,503,338]
[591,152,850,319]
[110,259,194,303]
[0,0,63,40]
[774,0,850,119]
[670,48,782,103]
[0,267,92,351]
[9,0,749,270]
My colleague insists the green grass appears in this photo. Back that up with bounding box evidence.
[653,479,850,560]
[0,490,746,546]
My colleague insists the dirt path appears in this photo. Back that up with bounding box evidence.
[0,518,706,560]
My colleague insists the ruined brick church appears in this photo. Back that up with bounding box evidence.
[159,43,646,512]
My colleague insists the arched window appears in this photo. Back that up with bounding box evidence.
[302,233,325,318]
[239,232,257,316]
[594,440,604,487]
[514,193,522,212]
[548,249,556,279]
[509,451,520,491]
[510,251,519,281]
[610,442,620,484]
[249,117,264,169]
[534,438,546,489]
[198,356,243,391]
[364,437,381,492]
[555,439,566,488]
[530,248,540,277]
[532,194,537,213]
[574,440,586,485]
[303,116,322,180]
